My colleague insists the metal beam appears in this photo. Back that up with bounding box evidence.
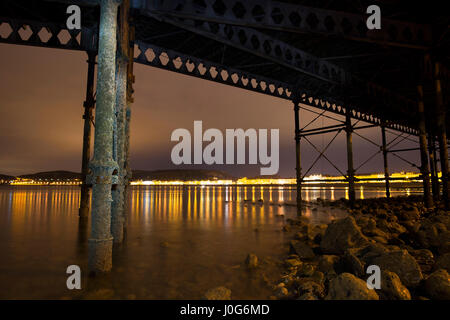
[140,0,432,49]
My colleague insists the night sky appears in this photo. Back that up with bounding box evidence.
[0,44,420,177]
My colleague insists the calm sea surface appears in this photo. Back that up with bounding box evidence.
[0,185,422,299]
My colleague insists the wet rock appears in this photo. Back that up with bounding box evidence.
[297,263,316,277]
[282,225,291,232]
[317,255,340,275]
[371,249,423,287]
[398,207,420,221]
[298,292,318,300]
[274,283,288,299]
[408,249,434,273]
[378,271,411,300]
[204,286,231,300]
[289,240,315,260]
[343,249,365,277]
[416,219,450,253]
[320,216,368,254]
[296,279,325,298]
[285,258,302,268]
[424,269,450,300]
[325,273,379,300]
[245,253,258,269]
[434,253,450,272]
[377,220,407,235]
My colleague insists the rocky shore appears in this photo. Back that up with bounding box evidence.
[263,195,450,300]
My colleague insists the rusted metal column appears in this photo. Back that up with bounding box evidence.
[122,22,135,233]
[88,0,120,274]
[381,123,390,198]
[435,62,449,209]
[417,84,433,208]
[428,133,439,200]
[345,110,355,206]
[79,51,96,217]
[111,57,127,243]
[111,0,131,244]
[293,101,302,213]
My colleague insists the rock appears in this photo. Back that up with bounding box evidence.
[325,273,379,300]
[371,250,423,287]
[317,255,340,275]
[343,249,365,277]
[282,225,291,232]
[296,279,325,298]
[398,207,420,221]
[289,240,315,260]
[204,286,231,300]
[408,249,434,273]
[245,253,258,269]
[424,269,450,300]
[285,258,302,268]
[416,219,450,253]
[297,263,316,277]
[298,292,318,300]
[320,216,368,254]
[434,253,450,272]
[378,271,411,300]
[274,285,289,299]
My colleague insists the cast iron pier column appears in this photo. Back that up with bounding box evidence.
[417,84,433,208]
[346,110,355,206]
[381,123,390,198]
[88,0,120,273]
[79,51,96,218]
[293,100,302,213]
[435,62,449,209]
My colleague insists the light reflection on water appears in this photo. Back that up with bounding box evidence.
[0,185,421,299]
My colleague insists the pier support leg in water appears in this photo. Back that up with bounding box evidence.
[381,123,390,198]
[111,57,127,243]
[435,62,449,209]
[111,0,131,244]
[88,0,120,274]
[417,84,433,208]
[345,110,356,207]
[79,51,96,218]
[293,100,302,213]
[428,133,440,201]
[122,17,135,234]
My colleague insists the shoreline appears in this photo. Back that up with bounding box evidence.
[250,195,450,300]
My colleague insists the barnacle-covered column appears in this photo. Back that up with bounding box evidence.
[417,84,433,208]
[345,110,356,207]
[111,0,131,244]
[293,99,302,213]
[88,0,121,273]
[79,51,96,218]
[435,62,449,209]
[381,123,390,198]
[111,57,127,243]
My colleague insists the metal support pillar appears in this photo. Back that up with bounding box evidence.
[111,0,131,244]
[381,124,390,198]
[111,57,127,243]
[428,133,439,200]
[345,110,355,206]
[417,84,433,208]
[293,101,302,213]
[122,19,135,233]
[435,62,449,209]
[88,0,120,274]
[79,51,96,217]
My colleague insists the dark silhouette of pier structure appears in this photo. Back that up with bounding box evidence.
[1,0,449,273]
